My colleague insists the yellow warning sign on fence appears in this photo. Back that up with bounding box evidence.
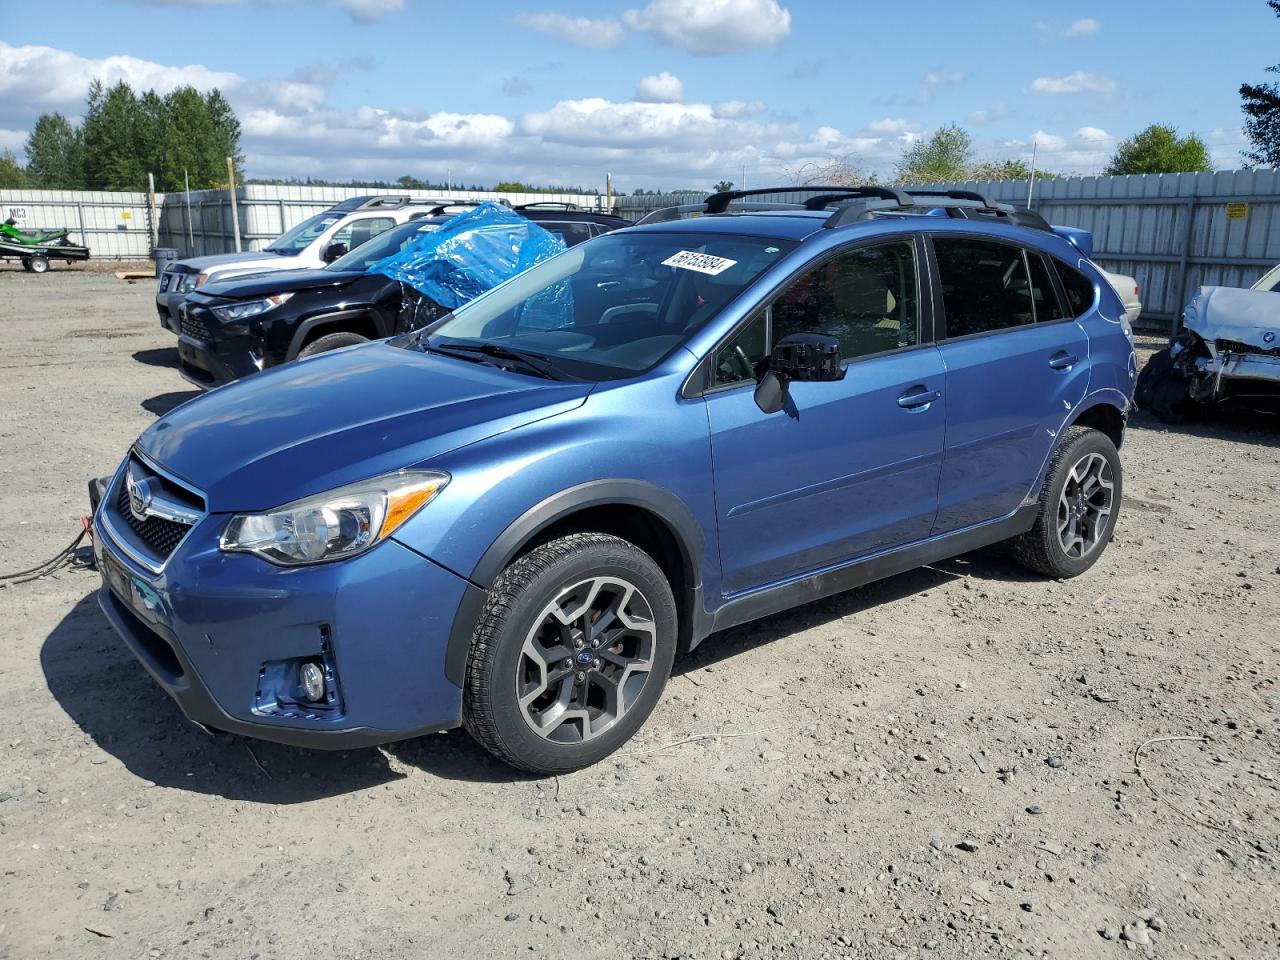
[1226,202,1249,220]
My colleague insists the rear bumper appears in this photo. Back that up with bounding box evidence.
[93,490,471,750]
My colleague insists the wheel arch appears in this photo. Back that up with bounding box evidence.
[443,480,707,687]
[1067,392,1128,449]
[285,308,387,360]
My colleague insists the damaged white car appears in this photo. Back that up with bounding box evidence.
[1136,270,1280,421]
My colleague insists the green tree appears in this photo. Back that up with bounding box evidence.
[714,180,734,192]
[160,86,220,191]
[81,79,148,190]
[1104,124,1211,175]
[204,88,243,183]
[1241,0,1280,166]
[24,113,83,188]
[397,175,426,189]
[0,150,26,188]
[895,123,972,183]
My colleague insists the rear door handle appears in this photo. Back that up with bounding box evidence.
[1048,351,1079,370]
[897,387,942,409]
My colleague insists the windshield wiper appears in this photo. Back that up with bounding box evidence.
[427,341,573,381]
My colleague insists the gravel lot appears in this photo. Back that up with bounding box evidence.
[1,266,1277,960]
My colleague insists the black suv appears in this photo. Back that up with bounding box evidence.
[175,203,629,387]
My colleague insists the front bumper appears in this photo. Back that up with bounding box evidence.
[156,288,188,333]
[93,473,471,749]
[176,302,263,389]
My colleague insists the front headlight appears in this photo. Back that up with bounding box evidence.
[211,293,294,323]
[175,273,199,293]
[219,470,449,565]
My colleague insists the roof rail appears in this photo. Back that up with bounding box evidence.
[515,201,581,211]
[424,200,483,216]
[635,200,809,226]
[901,188,997,208]
[703,185,911,215]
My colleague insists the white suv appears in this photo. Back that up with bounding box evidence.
[156,195,453,332]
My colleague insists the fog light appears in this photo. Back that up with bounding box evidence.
[299,662,326,702]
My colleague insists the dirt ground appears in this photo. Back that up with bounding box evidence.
[0,266,1276,960]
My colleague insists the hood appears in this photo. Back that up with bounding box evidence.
[1183,286,1280,349]
[199,268,367,301]
[171,250,289,273]
[137,342,593,512]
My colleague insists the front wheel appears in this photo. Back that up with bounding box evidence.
[463,533,677,774]
[297,331,369,359]
[1010,426,1122,579]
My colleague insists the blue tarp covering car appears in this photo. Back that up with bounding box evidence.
[369,201,568,309]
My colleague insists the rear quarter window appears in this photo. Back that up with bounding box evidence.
[1056,261,1096,317]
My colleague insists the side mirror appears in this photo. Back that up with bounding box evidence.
[322,242,347,263]
[754,332,844,414]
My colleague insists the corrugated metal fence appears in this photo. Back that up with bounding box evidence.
[1,189,155,259]
[615,171,1280,331]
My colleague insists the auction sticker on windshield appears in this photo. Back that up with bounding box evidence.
[662,251,739,276]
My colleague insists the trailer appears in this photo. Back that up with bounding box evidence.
[0,220,91,273]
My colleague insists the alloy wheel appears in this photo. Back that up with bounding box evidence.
[1056,451,1114,560]
[516,576,656,744]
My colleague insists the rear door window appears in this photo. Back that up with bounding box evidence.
[540,221,594,246]
[331,216,395,253]
[933,237,1034,338]
[1027,252,1066,322]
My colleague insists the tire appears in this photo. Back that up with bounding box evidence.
[27,255,49,274]
[1010,426,1123,579]
[463,533,678,774]
[296,331,369,359]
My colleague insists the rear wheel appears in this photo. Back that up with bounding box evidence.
[463,533,677,774]
[26,255,49,274]
[1010,426,1122,579]
[297,331,369,358]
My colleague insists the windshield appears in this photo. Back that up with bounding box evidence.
[327,219,439,272]
[416,231,793,380]
[266,212,343,254]
[1252,262,1280,292]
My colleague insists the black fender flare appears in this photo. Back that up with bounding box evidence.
[285,308,391,361]
[442,479,706,686]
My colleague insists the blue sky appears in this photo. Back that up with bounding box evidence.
[0,0,1273,191]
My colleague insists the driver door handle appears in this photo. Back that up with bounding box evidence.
[897,386,942,409]
[1048,351,1079,370]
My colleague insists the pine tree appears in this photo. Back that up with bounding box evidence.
[24,113,84,188]
[81,80,148,190]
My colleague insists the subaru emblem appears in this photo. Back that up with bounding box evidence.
[127,473,156,522]
[1265,331,1276,344]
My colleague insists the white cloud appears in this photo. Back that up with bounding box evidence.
[622,0,791,55]
[1030,72,1117,95]
[1064,17,1100,37]
[969,103,1009,125]
[714,100,765,118]
[514,12,624,49]
[1074,126,1112,142]
[634,72,684,103]
[1030,130,1067,152]
[866,117,920,136]
[0,40,929,190]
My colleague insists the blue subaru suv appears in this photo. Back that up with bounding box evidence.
[93,187,1135,773]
